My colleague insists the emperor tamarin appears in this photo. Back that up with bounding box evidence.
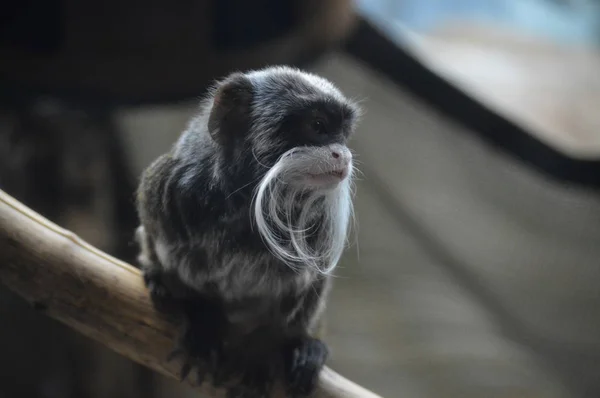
[134,66,360,397]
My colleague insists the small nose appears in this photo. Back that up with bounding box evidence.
[328,144,352,164]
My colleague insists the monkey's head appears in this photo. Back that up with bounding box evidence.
[206,66,361,273]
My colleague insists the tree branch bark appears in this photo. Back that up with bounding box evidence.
[0,189,382,398]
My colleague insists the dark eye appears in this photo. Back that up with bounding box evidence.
[310,118,328,135]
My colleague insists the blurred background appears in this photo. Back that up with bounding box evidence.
[1,1,600,397]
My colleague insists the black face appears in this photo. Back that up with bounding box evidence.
[278,98,358,149]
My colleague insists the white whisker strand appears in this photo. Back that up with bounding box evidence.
[252,147,354,275]
[226,174,264,199]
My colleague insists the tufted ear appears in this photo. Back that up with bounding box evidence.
[208,72,254,145]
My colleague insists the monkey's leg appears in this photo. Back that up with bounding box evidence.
[216,300,283,398]
[168,296,229,385]
[282,281,330,397]
[134,227,227,384]
[222,329,278,398]
[143,273,228,385]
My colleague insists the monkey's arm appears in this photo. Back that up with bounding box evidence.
[136,152,184,305]
[136,153,229,383]
[136,153,212,301]
[282,278,332,395]
[136,151,186,246]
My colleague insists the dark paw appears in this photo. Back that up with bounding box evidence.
[167,319,225,386]
[284,337,328,397]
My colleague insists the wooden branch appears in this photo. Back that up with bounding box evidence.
[0,189,381,398]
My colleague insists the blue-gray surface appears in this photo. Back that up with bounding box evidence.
[356,0,600,46]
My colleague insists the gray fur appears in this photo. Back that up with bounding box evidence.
[134,66,360,395]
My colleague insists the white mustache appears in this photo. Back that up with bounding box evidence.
[251,146,355,274]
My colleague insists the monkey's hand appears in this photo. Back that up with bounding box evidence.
[284,336,329,397]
